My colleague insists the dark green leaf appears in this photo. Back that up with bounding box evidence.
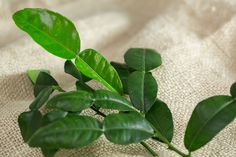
[75,49,123,94]
[76,81,94,93]
[104,112,154,144]
[145,100,174,142]
[41,148,58,157]
[29,86,53,110]
[110,62,133,94]
[18,110,42,142]
[124,48,162,72]
[34,72,58,97]
[64,60,91,82]
[46,91,93,112]
[230,82,236,98]
[29,116,103,149]
[94,90,137,111]
[27,69,50,84]
[128,71,157,112]
[184,95,236,151]
[42,110,68,126]
[13,8,80,59]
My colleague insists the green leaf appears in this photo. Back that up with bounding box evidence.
[18,110,42,142]
[46,91,93,112]
[41,148,58,157]
[128,71,157,112]
[13,8,80,59]
[64,60,91,82]
[230,82,236,98]
[34,72,58,97]
[124,48,162,72]
[29,86,53,110]
[76,81,94,93]
[104,112,154,144]
[28,116,103,149]
[75,49,123,94]
[184,95,236,152]
[42,110,68,126]
[27,69,50,84]
[94,90,136,111]
[145,100,174,142]
[110,62,134,94]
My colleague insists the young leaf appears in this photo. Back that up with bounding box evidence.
[76,81,94,93]
[18,110,42,142]
[41,148,58,157]
[29,86,53,110]
[110,62,133,94]
[27,69,50,84]
[41,110,68,126]
[94,90,137,111]
[64,60,91,82]
[13,8,80,59]
[104,112,154,144]
[145,100,174,142]
[128,71,157,112]
[46,91,94,112]
[28,116,103,149]
[184,95,236,152]
[124,48,162,72]
[34,72,58,97]
[230,82,236,98]
[75,49,123,94]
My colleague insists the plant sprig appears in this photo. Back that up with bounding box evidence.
[14,8,236,157]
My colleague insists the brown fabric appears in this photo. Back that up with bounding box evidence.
[0,0,236,156]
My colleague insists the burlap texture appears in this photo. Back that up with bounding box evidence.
[0,0,236,156]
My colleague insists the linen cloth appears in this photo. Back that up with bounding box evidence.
[0,0,236,156]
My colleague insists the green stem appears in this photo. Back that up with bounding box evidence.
[167,143,188,157]
[140,141,159,157]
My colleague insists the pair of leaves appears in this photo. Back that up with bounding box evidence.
[28,112,153,148]
[47,90,136,112]
[14,8,123,95]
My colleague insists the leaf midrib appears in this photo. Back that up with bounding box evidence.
[188,97,236,150]
[105,127,153,134]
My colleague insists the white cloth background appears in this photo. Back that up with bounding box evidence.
[0,0,236,157]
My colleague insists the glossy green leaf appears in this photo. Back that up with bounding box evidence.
[76,81,94,93]
[230,82,236,98]
[18,110,42,142]
[124,48,162,72]
[145,100,174,142]
[184,95,236,151]
[29,116,103,149]
[42,110,68,126]
[13,8,80,59]
[46,91,93,112]
[110,62,133,94]
[64,60,91,82]
[27,69,50,84]
[75,49,123,94]
[34,72,58,97]
[94,90,136,111]
[41,148,58,157]
[29,86,53,110]
[104,112,154,144]
[128,71,157,112]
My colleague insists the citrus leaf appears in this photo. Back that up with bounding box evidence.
[75,49,123,94]
[94,90,137,111]
[18,110,42,142]
[104,112,154,144]
[184,95,236,151]
[145,100,174,142]
[124,48,162,71]
[27,69,50,84]
[76,81,94,93]
[46,91,94,112]
[28,116,103,149]
[41,110,68,126]
[230,82,236,98]
[41,148,58,157]
[13,8,80,59]
[128,71,157,112]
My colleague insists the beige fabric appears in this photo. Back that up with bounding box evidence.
[1,0,236,157]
